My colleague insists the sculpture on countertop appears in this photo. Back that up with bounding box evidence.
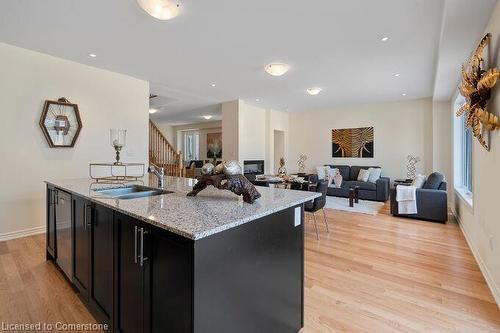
[201,163,215,175]
[187,160,261,204]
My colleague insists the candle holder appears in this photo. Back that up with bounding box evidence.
[110,129,127,165]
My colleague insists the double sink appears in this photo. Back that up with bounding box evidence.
[94,185,173,200]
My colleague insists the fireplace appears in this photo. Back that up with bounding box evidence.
[243,160,264,180]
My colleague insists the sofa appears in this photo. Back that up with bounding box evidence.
[324,165,390,202]
[390,172,448,223]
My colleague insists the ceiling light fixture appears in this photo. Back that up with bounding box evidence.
[306,87,322,95]
[393,73,401,77]
[381,36,389,42]
[402,93,407,96]
[255,98,260,102]
[264,63,290,77]
[137,0,180,20]
[210,83,216,87]
[89,53,97,58]
[202,115,212,120]
[149,108,158,114]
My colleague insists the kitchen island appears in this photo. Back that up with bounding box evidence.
[45,176,319,333]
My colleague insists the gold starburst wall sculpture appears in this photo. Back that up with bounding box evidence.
[457,33,500,151]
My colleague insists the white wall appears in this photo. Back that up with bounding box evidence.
[288,98,434,180]
[453,1,500,305]
[238,101,266,165]
[157,123,175,144]
[220,101,289,173]
[266,109,290,174]
[0,43,149,239]
[222,100,239,161]
[433,100,453,199]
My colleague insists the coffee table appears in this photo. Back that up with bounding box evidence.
[349,186,359,207]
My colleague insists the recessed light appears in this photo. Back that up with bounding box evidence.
[264,63,290,76]
[255,98,260,102]
[210,83,216,87]
[393,73,401,77]
[136,0,180,20]
[402,93,407,96]
[306,87,322,95]
[149,108,158,114]
[381,36,389,42]
[89,53,97,58]
[202,115,213,120]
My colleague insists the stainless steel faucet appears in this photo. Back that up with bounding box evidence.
[148,164,165,188]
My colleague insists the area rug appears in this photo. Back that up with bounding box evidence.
[325,196,384,215]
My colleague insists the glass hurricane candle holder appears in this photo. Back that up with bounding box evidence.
[110,129,127,165]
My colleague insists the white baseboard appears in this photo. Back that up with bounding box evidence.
[0,225,46,242]
[452,211,500,308]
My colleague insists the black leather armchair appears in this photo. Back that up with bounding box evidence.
[390,181,448,223]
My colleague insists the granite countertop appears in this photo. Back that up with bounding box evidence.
[45,176,320,240]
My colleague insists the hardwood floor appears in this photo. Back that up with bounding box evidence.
[0,205,498,332]
[304,205,500,332]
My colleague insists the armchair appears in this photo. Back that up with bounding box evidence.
[390,180,447,223]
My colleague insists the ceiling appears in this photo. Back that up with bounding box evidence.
[0,0,495,123]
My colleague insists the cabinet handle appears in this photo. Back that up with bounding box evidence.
[84,204,87,230]
[86,205,92,228]
[139,227,149,267]
[134,226,138,264]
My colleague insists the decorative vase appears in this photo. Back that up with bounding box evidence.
[333,170,343,188]
[277,157,287,176]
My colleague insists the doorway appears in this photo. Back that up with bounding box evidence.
[274,130,285,174]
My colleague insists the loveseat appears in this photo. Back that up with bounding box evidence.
[324,165,390,202]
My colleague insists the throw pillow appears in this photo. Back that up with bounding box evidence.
[326,167,338,187]
[423,172,444,189]
[412,174,426,188]
[333,169,343,188]
[316,166,327,180]
[367,167,382,183]
[357,169,370,182]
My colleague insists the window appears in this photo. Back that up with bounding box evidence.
[183,131,199,162]
[453,93,473,204]
[461,116,473,192]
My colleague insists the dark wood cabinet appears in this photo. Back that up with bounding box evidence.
[72,196,91,300]
[89,204,114,327]
[149,229,192,333]
[115,212,148,333]
[114,212,193,333]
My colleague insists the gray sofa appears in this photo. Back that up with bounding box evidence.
[390,173,448,223]
[325,165,390,202]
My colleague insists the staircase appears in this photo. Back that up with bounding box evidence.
[149,120,184,177]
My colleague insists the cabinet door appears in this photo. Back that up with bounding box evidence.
[148,230,192,333]
[73,196,90,300]
[90,204,114,326]
[46,186,56,259]
[55,190,72,280]
[115,212,146,333]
